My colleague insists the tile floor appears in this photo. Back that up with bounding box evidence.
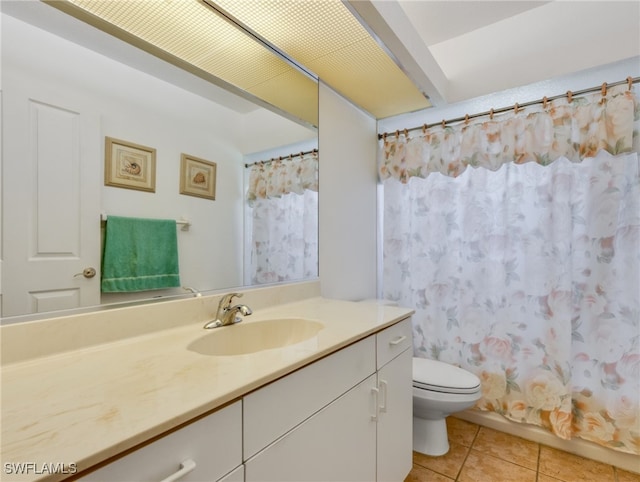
[405,417,640,482]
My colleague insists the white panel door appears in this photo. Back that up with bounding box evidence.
[2,78,101,316]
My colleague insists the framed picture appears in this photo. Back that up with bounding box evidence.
[104,137,156,192]
[180,154,217,200]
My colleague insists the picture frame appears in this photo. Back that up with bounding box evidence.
[104,137,156,192]
[180,154,217,200]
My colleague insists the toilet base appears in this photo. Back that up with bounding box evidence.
[413,416,449,456]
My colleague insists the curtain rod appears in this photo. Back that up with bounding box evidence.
[378,76,640,140]
[244,148,318,168]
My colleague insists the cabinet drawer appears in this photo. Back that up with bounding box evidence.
[376,317,412,369]
[80,401,242,482]
[243,336,376,459]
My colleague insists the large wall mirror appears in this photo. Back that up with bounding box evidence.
[1,0,319,321]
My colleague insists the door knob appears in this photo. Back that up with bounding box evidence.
[74,267,97,279]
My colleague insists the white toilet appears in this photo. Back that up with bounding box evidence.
[413,357,482,456]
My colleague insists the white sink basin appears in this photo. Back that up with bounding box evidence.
[188,318,324,356]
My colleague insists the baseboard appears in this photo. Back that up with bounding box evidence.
[455,410,639,474]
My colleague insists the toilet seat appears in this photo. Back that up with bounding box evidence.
[413,357,480,395]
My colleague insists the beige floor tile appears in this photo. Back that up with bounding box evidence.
[447,417,480,448]
[616,468,640,482]
[412,443,470,479]
[411,426,629,482]
[458,449,537,482]
[471,426,539,470]
[539,446,615,481]
[404,463,454,482]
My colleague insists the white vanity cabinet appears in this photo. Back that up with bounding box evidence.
[78,400,242,482]
[244,317,413,482]
[76,317,412,482]
[375,321,413,482]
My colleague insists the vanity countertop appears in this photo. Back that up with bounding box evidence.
[0,296,413,481]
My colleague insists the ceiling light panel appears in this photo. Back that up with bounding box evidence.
[60,0,318,126]
[213,0,431,118]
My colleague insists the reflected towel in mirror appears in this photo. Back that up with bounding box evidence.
[101,215,180,292]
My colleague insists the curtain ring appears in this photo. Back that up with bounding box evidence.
[441,119,446,129]
[567,90,573,103]
[542,96,548,109]
[422,124,427,134]
[601,82,607,97]
[627,76,633,90]
[464,114,470,125]
[403,128,408,138]
[489,108,494,120]
[395,130,400,138]
[514,103,519,114]
[383,132,387,141]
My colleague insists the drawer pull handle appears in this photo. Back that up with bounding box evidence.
[160,459,196,482]
[371,387,380,421]
[389,335,407,346]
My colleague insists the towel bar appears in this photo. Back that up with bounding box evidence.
[100,213,191,231]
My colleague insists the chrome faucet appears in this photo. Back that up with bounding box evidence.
[203,292,252,329]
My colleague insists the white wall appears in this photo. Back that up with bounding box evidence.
[318,83,378,300]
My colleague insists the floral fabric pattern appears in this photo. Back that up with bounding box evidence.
[246,151,319,284]
[247,151,318,205]
[248,191,318,285]
[379,85,638,182]
[381,84,639,454]
[383,151,640,454]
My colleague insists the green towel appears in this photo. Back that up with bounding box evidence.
[101,216,180,293]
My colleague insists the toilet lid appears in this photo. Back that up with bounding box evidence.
[413,357,481,394]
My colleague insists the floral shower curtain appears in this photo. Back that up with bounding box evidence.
[246,152,318,284]
[380,84,639,454]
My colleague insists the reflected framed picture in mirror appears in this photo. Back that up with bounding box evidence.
[104,137,156,192]
[180,154,217,200]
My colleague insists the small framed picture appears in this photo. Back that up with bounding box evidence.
[104,137,156,192]
[180,154,217,200]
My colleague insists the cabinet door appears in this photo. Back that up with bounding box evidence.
[79,401,242,482]
[377,348,413,482]
[245,374,378,482]
[244,336,375,459]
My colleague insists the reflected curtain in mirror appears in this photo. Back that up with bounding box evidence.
[246,151,319,284]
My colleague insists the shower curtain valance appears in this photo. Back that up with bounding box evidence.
[247,151,318,205]
[379,84,639,183]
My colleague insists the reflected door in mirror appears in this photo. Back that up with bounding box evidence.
[2,80,101,316]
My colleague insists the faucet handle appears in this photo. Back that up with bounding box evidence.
[220,292,242,308]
